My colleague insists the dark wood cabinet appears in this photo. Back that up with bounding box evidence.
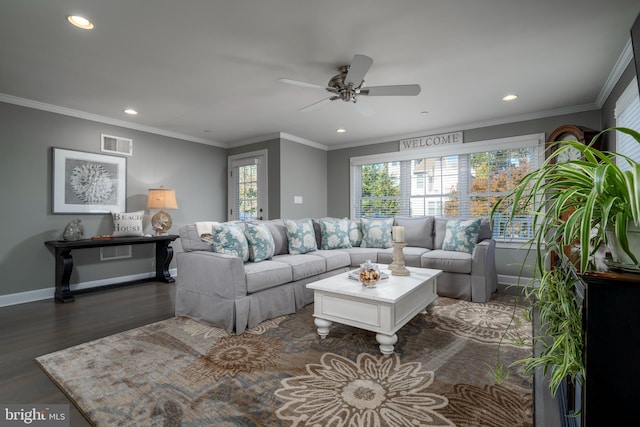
[577,271,640,426]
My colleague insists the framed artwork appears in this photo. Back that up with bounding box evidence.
[52,148,126,214]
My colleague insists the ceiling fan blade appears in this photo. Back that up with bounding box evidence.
[278,78,328,91]
[345,54,373,87]
[360,84,421,96]
[353,100,375,117]
[300,96,333,112]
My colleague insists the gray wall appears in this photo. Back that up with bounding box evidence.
[228,137,327,219]
[326,110,602,281]
[0,102,226,298]
[280,139,327,218]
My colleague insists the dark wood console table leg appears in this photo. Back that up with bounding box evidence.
[155,240,175,283]
[54,248,75,303]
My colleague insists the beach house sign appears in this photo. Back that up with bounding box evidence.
[399,131,463,151]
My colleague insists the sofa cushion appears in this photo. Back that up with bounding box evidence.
[394,216,435,249]
[244,260,293,293]
[421,250,472,274]
[212,223,250,262]
[272,254,326,280]
[434,218,448,249]
[347,219,362,247]
[442,218,481,254]
[359,217,394,248]
[478,217,493,241]
[313,249,351,271]
[376,247,429,267]
[260,219,289,255]
[319,218,352,250]
[244,222,275,262]
[284,219,318,254]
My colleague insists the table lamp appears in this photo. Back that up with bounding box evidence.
[146,186,178,235]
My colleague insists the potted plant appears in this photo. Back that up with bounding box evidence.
[490,126,640,395]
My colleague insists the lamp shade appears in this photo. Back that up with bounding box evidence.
[146,187,178,210]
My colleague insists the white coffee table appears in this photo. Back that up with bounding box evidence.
[306,265,442,356]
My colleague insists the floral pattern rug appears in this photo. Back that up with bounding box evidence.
[36,295,533,426]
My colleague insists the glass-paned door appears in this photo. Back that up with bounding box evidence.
[228,150,268,221]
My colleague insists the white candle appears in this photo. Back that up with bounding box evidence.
[394,226,405,243]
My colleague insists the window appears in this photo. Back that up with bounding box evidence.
[228,150,268,221]
[615,79,640,170]
[351,134,545,240]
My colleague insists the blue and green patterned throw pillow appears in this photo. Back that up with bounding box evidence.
[244,222,275,262]
[284,219,318,254]
[359,217,394,248]
[442,218,481,254]
[212,223,250,262]
[348,219,362,247]
[319,218,352,250]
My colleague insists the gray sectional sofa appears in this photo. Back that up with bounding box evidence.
[176,216,497,334]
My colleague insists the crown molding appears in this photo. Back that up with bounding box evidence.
[279,132,328,151]
[596,38,634,107]
[226,132,328,151]
[0,93,227,148]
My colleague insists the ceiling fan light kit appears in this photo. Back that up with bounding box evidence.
[280,54,421,114]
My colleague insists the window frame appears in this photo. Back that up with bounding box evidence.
[350,133,546,246]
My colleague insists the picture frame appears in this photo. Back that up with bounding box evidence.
[52,148,126,214]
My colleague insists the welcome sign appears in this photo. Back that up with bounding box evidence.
[399,131,463,151]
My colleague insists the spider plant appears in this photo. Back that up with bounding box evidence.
[495,127,640,275]
[490,126,640,395]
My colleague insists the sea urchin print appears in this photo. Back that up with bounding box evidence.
[69,163,114,204]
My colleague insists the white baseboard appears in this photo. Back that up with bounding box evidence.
[498,274,534,287]
[0,268,177,308]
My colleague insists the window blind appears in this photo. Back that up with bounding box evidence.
[615,79,640,171]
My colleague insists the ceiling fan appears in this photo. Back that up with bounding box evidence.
[279,54,421,115]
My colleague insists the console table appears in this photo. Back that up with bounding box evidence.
[44,235,179,303]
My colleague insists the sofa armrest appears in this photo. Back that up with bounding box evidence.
[177,251,247,299]
[470,239,498,302]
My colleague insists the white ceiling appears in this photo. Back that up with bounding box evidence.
[1,0,639,149]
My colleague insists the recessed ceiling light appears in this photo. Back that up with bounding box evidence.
[67,15,94,30]
[420,111,429,115]
[336,128,347,133]
[124,109,138,115]
[502,94,518,101]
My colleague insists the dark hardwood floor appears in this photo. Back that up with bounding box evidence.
[0,282,176,427]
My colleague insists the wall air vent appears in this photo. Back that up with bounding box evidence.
[100,245,132,261]
[101,133,133,156]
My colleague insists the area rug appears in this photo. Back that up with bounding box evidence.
[36,296,533,426]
